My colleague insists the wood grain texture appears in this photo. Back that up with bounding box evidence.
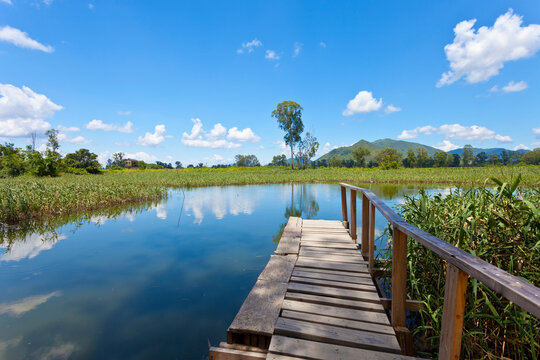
[280,310,395,335]
[287,282,381,303]
[350,189,357,241]
[362,194,370,258]
[391,228,407,328]
[228,280,288,336]
[284,292,385,313]
[274,317,401,353]
[281,299,390,325]
[369,202,375,274]
[341,185,348,225]
[290,276,377,292]
[439,264,469,360]
[295,258,369,273]
[268,336,426,360]
[209,346,267,360]
[258,255,296,283]
[292,269,375,285]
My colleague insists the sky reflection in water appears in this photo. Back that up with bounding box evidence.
[0,183,449,359]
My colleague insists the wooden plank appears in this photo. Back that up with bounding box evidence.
[439,264,469,360]
[300,235,353,242]
[295,258,369,273]
[218,342,266,353]
[303,219,342,226]
[300,241,358,249]
[268,336,425,360]
[258,255,296,283]
[228,281,288,337]
[209,346,266,360]
[280,310,395,335]
[285,292,385,312]
[297,253,364,264]
[274,317,401,353]
[290,267,372,279]
[302,228,348,233]
[290,276,377,292]
[300,246,359,254]
[281,299,390,324]
[292,269,375,285]
[288,282,381,303]
[274,237,300,255]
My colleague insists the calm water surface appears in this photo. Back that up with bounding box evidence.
[0,183,449,359]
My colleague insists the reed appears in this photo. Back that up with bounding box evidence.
[0,165,538,225]
[394,176,539,358]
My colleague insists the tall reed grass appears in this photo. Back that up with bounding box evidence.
[395,176,539,358]
[0,166,538,225]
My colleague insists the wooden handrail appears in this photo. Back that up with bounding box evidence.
[339,182,540,358]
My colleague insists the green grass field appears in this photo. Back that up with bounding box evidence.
[1,165,539,225]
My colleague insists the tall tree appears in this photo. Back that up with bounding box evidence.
[297,132,319,168]
[461,145,474,167]
[406,148,416,168]
[271,154,287,166]
[271,101,304,169]
[375,148,402,169]
[488,153,500,165]
[235,154,260,167]
[433,151,448,167]
[64,149,101,173]
[416,147,429,168]
[475,152,488,166]
[351,146,370,167]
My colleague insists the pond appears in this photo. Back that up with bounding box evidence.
[0,183,450,359]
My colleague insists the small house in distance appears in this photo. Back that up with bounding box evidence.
[124,159,139,168]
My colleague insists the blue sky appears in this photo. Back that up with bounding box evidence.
[1,0,539,165]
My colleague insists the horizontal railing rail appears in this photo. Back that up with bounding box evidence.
[339,182,540,359]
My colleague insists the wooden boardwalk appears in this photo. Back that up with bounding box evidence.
[210,217,421,360]
[210,183,540,360]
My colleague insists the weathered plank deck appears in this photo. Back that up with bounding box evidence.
[210,218,423,360]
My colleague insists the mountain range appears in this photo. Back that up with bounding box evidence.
[315,138,528,162]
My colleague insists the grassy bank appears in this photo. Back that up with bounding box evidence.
[1,165,539,225]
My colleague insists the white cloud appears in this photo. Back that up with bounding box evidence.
[435,140,460,152]
[58,132,91,145]
[502,80,528,93]
[397,126,436,139]
[117,110,131,116]
[293,42,302,57]
[85,119,133,133]
[513,144,530,151]
[533,127,540,138]
[88,3,94,9]
[57,125,79,132]
[319,42,327,48]
[0,26,53,52]
[125,151,158,163]
[438,10,540,86]
[227,127,261,142]
[385,104,401,114]
[398,124,512,143]
[0,0,12,4]
[273,140,288,154]
[207,123,227,139]
[0,84,62,137]
[136,124,171,147]
[343,91,382,116]
[265,50,280,60]
[181,118,242,149]
[237,38,262,54]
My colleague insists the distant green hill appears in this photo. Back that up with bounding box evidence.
[316,138,442,162]
[372,139,441,157]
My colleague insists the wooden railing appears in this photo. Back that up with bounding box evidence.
[339,183,540,359]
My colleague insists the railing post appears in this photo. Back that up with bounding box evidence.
[361,194,369,257]
[392,227,412,355]
[439,264,469,360]
[341,185,349,229]
[369,202,375,275]
[350,190,357,240]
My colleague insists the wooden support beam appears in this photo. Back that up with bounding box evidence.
[340,185,348,229]
[439,263,469,360]
[391,228,412,355]
[350,189,357,241]
[361,194,369,258]
[369,202,375,275]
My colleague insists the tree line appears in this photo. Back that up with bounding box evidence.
[310,144,540,168]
